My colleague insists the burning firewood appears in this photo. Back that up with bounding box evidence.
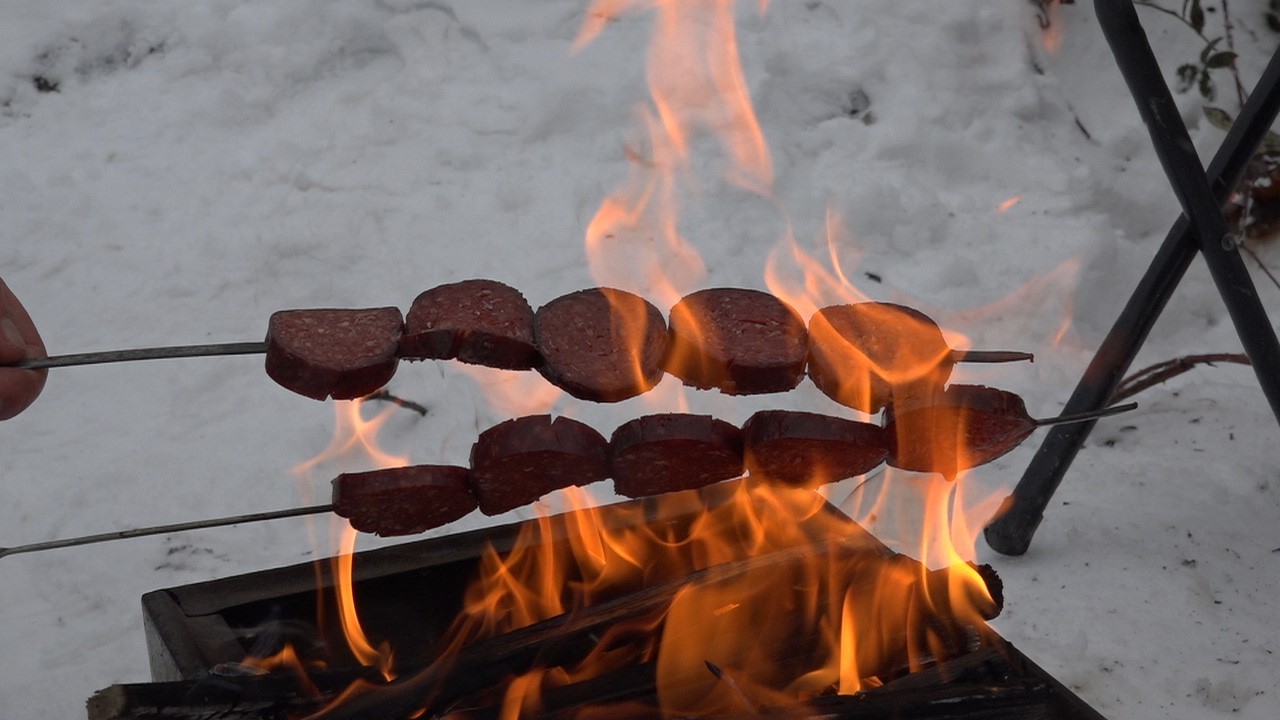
[298,538,1004,720]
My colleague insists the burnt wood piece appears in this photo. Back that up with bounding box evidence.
[885,385,1036,481]
[445,653,1054,717]
[535,287,668,402]
[400,279,540,370]
[665,288,808,395]
[469,415,609,515]
[87,667,375,720]
[310,544,1002,720]
[807,302,951,413]
[332,464,477,537]
[608,414,744,497]
[742,410,888,487]
[265,307,404,400]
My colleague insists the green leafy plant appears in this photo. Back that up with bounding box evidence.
[1136,0,1243,104]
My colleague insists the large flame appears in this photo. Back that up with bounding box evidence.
[287,399,409,682]
[365,482,1000,718]
[579,0,772,309]
[299,3,1039,716]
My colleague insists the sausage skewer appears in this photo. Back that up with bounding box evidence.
[2,340,267,369]
[1,344,1031,372]
[1,398,1137,559]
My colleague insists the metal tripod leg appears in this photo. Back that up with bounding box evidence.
[985,0,1280,556]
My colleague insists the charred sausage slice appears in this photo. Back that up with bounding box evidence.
[665,288,807,395]
[884,384,1036,480]
[742,410,888,486]
[401,279,540,370]
[608,414,744,498]
[807,303,951,414]
[265,307,403,401]
[535,287,667,402]
[332,464,477,537]
[469,415,609,515]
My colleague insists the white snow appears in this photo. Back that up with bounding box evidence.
[0,1,1276,717]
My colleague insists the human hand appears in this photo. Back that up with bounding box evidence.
[0,278,47,420]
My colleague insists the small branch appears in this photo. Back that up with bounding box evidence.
[1220,0,1248,107]
[1242,243,1280,293]
[1112,353,1252,402]
[361,390,428,416]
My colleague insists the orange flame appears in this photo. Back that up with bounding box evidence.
[299,1,1050,715]
[288,399,409,682]
[580,0,771,320]
[1041,1,1066,56]
[995,194,1023,215]
[390,482,1000,718]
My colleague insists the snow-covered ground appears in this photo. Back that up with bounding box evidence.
[0,1,1276,717]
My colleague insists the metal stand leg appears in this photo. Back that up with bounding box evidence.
[984,0,1280,556]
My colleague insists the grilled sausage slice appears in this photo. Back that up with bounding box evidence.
[469,415,609,515]
[884,384,1036,480]
[401,279,540,370]
[265,307,403,400]
[535,288,667,402]
[743,410,888,486]
[333,464,477,537]
[807,303,951,414]
[665,288,807,395]
[609,414,744,497]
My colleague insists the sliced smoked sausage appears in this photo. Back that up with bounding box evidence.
[469,415,609,515]
[401,279,540,370]
[265,307,403,401]
[665,288,807,395]
[608,414,744,498]
[332,464,477,537]
[534,287,667,402]
[807,302,951,414]
[743,410,888,486]
[884,384,1036,480]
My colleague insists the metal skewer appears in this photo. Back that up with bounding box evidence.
[1034,402,1138,427]
[1,341,267,369]
[950,349,1035,364]
[0,503,332,560]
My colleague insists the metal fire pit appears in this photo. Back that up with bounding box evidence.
[86,486,1109,720]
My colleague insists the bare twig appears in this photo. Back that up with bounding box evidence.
[1220,0,1248,107]
[1112,353,1252,402]
[1242,243,1280,292]
[361,390,429,416]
